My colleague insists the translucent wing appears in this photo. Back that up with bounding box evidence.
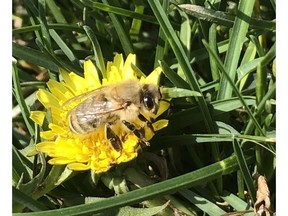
[67,87,127,134]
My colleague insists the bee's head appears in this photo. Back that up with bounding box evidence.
[141,84,161,115]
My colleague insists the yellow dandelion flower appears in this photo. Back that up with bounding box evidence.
[30,53,170,173]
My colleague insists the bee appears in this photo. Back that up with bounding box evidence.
[64,79,161,151]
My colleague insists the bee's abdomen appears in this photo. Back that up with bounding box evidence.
[68,113,101,134]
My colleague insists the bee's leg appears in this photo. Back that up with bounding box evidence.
[122,120,150,147]
[105,123,122,152]
[138,114,155,134]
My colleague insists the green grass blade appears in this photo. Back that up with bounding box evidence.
[83,25,106,78]
[80,0,157,24]
[237,41,257,91]
[129,0,144,40]
[38,0,53,53]
[154,0,169,68]
[218,0,256,99]
[49,29,78,63]
[177,9,191,81]
[147,0,216,136]
[22,0,43,44]
[179,4,275,31]
[209,23,220,84]
[179,189,226,215]
[12,146,31,185]
[12,43,59,72]
[12,62,35,136]
[13,187,49,212]
[160,60,190,89]
[46,0,67,23]
[13,154,254,215]
[202,39,265,136]
[244,82,276,135]
[166,96,256,133]
[34,39,82,75]
[232,139,256,204]
[221,190,253,212]
[13,24,85,35]
[100,0,134,55]
[31,165,66,200]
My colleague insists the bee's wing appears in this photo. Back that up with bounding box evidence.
[74,94,124,116]
[70,88,126,127]
[63,87,105,108]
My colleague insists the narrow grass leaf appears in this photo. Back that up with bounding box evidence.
[101,0,134,55]
[161,87,201,99]
[18,153,46,196]
[83,25,106,78]
[80,0,157,24]
[209,23,220,84]
[13,24,85,35]
[129,1,144,40]
[12,154,254,216]
[179,4,275,31]
[154,0,169,68]
[46,0,67,23]
[177,9,191,81]
[118,201,169,216]
[221,190,253,212]
[22,0,43,44]
[12,147,31,185]
[244,82,276,135]
[202,39,264,136]
[38,0,53,53]
[13,92,37,119]
[237,57,263,89]
[34,39,82,75]
[13,187,49,212]
[49,29,78,63]
[237,41,257,91]
[218,0,256,99]
[147,0,216,135]
[12,62,35,136]
[232,139,256,203]
[160,60,190,89]
[12,43,59,72]
[179,189,226,215]
[152,133,272,150]
[167,96,256,132]
[31,165,66,200]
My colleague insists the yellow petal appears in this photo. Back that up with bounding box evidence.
[153,119,169,131]
[113,53,124,71]
[40,130,57,140]
[60,69,77,94]
[84,60,101,89]
[51,107,67,125]
[49,157,75,164]
[122,53,136,79]
[37,89,60,109]
[49,123,68,135]
[142,67,162,85]
[36,141,56,153]
[68,162,91,171]
[156,100,170,117]
[69,72,87,95]
[30,111,46,126]
[107,66,122,84]
[46,79,73,103]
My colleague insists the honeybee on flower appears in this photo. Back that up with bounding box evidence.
[30,53,170,173]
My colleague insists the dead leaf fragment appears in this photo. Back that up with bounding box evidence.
[254,175,271,216]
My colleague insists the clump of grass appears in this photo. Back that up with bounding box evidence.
[12,0,275,215]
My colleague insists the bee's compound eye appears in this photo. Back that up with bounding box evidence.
[143,95,154,110]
